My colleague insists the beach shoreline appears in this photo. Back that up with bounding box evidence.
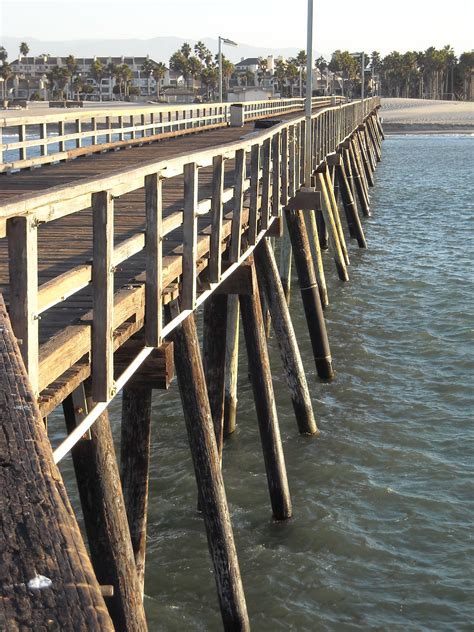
[380,97,474,134]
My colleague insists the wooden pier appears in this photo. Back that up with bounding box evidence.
[0,95,383,630]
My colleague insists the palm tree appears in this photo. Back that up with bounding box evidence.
[181,43,192,59]
[141,58,154,96]
[257,57,268,87]
[274,59,287,95]
[106,63,118,99]
[285,61,299,96]
[187,56,202,90]
[0,62,13,99]
[0,46,7,64]
[170,51,189,87]
[19,42,29,58]
[200,66,218,100]
[194,41,212,65]
[152,62,166,98]
[222,57,234,92]
[295,50,307,96]
[65,55,78,98]
[91,59,105,101]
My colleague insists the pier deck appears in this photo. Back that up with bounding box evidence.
[0,97,384,631]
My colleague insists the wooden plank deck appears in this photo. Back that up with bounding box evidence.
[0,115,294,416]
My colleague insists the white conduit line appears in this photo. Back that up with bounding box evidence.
[53,346,154,464]
[52,214,275,464]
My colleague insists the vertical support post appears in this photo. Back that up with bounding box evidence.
[182,162,198,310]
[321,167,350,266]
[230,149,245,262]
[304,209,329,307]
[336,161,367,248]
[348,142,370,216]
[62,385,147,631]
[316,173,349,281]
[39,122,47,157]
[255,240,317,435]
[145,173,163,347]
[203,294,228,459]
[7,216,39,395]
[224,294,239,436]
[271,132,281,217]
[285,208,334,379]
[279,215,293,303]
[248,144,260,245]
[120,385,153,598]
[239,261,292,520]
[75,118,82,149]
[260,138,271,229]
[58,120,65,152]
[209,155,224,282]
[171,310,250,632]
[92,190,114,403]
[18,124,27,161]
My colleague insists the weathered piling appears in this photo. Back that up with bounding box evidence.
[120,385,153,597]
[285,208,334,380]
[356,128,375,187]
[224,294,239,436]
[203,294,228,458]
[304,209,329,307]
[316,172,350,280]
[336,161,367,249]
[255,239,318,435]
[321,166,351,267]
[279,217,293,303]
[170,308,250,631]
[239,260,293,520]
[62,384,147,632]
[348,142,371,217]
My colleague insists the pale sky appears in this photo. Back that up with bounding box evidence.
[1,0,472,56]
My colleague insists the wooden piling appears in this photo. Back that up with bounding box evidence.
[239,260,293,520]
[363,124,377,173]
[120,385,152,599]
[203,293,228,458]
[170,309,250,631]
[316,172,350,281]
[322,167,350,266]
[304,209,329,307]
[285,208,334,380]
[348,142,371,216]
[62,384,147,632]
[356,130,375,187]
[224,294,239,436]
[336,161,367,249]
[255,239,318,435]
[316,210,329,250]
[279,214,293,303]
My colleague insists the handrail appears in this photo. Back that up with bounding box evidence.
[0,96,345,173]
[0,96,380,461]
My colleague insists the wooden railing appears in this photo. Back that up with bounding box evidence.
[0,96,345,172]
[0,96,379,462]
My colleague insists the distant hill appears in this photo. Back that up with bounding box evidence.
[1,35,324,64]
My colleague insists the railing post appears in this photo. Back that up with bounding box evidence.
[7,216,39,395]
[145,173,163,348]
[18,125,27,162]
[92,190,114,403]
[75,118,82,149]
[261,138,271,229]
[182,163,198,310]
[39,121,47,157]
[209,155,224,281]
[248,144,260,245]
[271,132,281,217]
[230,149,245,262]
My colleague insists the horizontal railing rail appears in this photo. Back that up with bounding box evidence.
[0,96,380,463]
[0,96,345,172]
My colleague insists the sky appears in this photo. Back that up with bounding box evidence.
[1,0,473,56]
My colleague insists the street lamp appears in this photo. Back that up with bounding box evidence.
[304,0,314,186]
[218,36,237,103]
[350,51,366,101]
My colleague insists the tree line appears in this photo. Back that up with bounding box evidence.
[0,40,472,101]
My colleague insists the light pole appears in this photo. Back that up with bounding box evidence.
[218,36,237,103]
[304,0,313,187]
[350,51,365,101]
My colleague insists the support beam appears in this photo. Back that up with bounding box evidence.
[255,239,318,435]
[62,383,147,632]
[316,173,349,281]
[203,294,228,458]
[336,162,367,249]
[170,310,250,631]
[224,295,239,436]
[285,208,334,380]
[239,261,292,520]
[120,385,153,598]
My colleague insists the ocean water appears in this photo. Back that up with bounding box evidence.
[56,133,473,630]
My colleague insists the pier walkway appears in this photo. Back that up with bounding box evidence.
[0,96,383,630]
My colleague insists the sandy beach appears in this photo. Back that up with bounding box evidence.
[380,98,474,134]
